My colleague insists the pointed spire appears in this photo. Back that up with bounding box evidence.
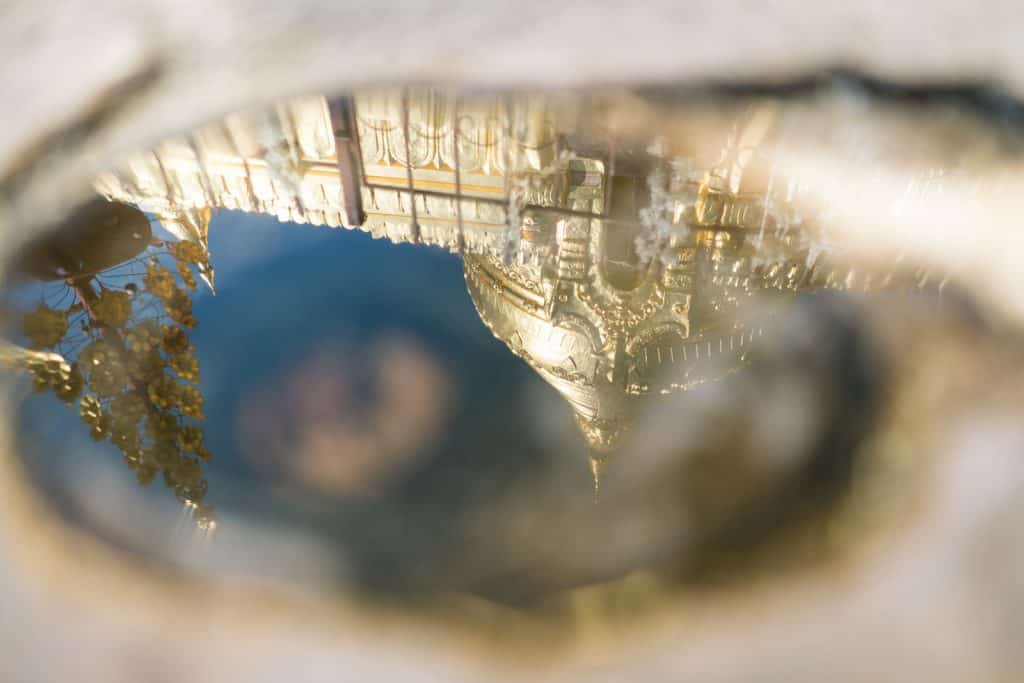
[197,262,216,294]
[589,452,607,500]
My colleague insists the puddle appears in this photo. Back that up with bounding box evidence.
[2,84,1017,615]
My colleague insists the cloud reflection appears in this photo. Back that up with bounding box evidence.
[236,335,455,498]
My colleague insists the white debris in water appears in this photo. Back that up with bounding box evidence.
[502,174,532,264]
[635,163,689,267]
[257,113,305,212]
[646,137,666,158]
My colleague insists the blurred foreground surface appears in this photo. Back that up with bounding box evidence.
[3,32,1024,683]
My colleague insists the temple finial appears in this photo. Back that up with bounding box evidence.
[589,452,607,500]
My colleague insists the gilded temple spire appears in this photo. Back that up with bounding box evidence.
[589,452,607,498]
[94,89,856,477]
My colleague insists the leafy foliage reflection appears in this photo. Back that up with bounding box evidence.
[13,201,214,526]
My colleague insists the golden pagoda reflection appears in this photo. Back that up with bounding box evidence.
[90,88,920,482]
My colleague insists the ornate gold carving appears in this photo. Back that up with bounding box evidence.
[99,88,918,468]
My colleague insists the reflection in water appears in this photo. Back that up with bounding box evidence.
[91,89,927,489]
[5,87,958,600]
[236,337,455,498]
[4,198,216,529]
